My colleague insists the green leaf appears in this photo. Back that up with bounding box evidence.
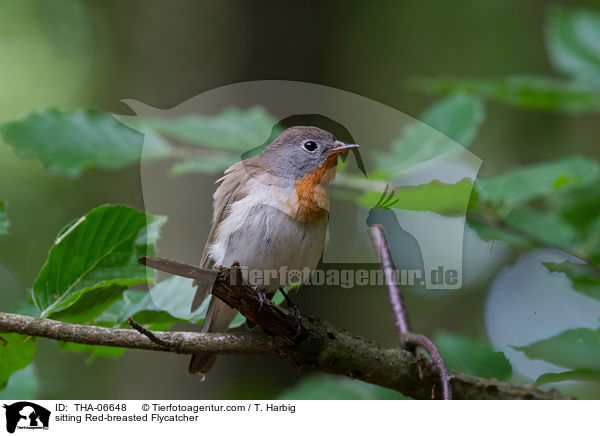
[360,178,474,217]
[476,156,600,208]
[0,201,7,235]
[149,276,248,328]
[421,93,485,145]
[414,76,600,113]
[505,207,580,248]
[139,106,278,152]
[376,94,484,173]
[170,155,239,176]
[553,181,600,231]
[513,327,600,371]
[58,342,126,359]
[546,7,600,82]
[96,290,158,326]
[125,310,183,331]
[467,219,534,247]
[96,289,183,330]
[278,374,407,400]
[587,217,600,264]
[0,109,153,176]
[536,369,600,386]
[33,205,166,317]
[149,276,209,322]
[543,261,600,300]
[0,365,39,399]
[58,289,185,359]
[229,311,246,329]
[0,334,36,390]
[434,331,512,381]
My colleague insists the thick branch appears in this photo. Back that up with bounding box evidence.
[0,307,566,399]
[0,312,276,354]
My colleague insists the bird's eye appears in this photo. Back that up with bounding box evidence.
[302,141,318,152]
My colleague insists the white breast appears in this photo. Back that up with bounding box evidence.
[208,181,328,291]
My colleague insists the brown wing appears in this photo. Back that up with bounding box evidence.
[190,159,255,311]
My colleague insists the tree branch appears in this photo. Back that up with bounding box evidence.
[369,224,452,400]
[0,311,276,354]
[0,268,568,400]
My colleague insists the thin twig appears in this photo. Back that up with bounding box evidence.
[405,333,452,401]
[369,224,452,400]
[127,316,174,350]
[368,224,412,341]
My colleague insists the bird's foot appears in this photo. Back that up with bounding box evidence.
[253,287,267,311]
[289,305,303,338]
[279,288,304,338]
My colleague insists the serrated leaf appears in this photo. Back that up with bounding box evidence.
[414,76,600,113]
[546,7,600,82]
[33,205,166,317]
[360,178,474,217]
[139,106,278,152]
[536,369,600,386]
[476,156,600,208]
[278,374,407,400]
[505,207,580,248]
[543,261,600,300]
[0,109,156,176]
[0,365,39,399]
[513,327,600,371]
[376,94,484,173]
[0,334,36,390]
[467,219,534,247]
[434,331,512,381]
[0,201,7,235]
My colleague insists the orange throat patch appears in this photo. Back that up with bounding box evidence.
[290,155,338,223]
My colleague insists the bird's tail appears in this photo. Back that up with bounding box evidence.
[188,297,238,375]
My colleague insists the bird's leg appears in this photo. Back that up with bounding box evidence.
[278,287,303,337]
[246,290,276,329]
[253,286,267,311]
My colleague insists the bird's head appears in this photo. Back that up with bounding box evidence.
[259,126,359,182]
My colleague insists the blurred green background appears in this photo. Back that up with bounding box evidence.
[1,0,600,399]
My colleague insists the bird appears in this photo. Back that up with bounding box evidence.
[188,125,359,375]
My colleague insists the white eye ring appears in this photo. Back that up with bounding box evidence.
[302,141,318,152]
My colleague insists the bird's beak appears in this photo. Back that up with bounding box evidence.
[329,140,360,155]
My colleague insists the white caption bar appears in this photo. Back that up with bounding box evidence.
[0,400,591,436]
